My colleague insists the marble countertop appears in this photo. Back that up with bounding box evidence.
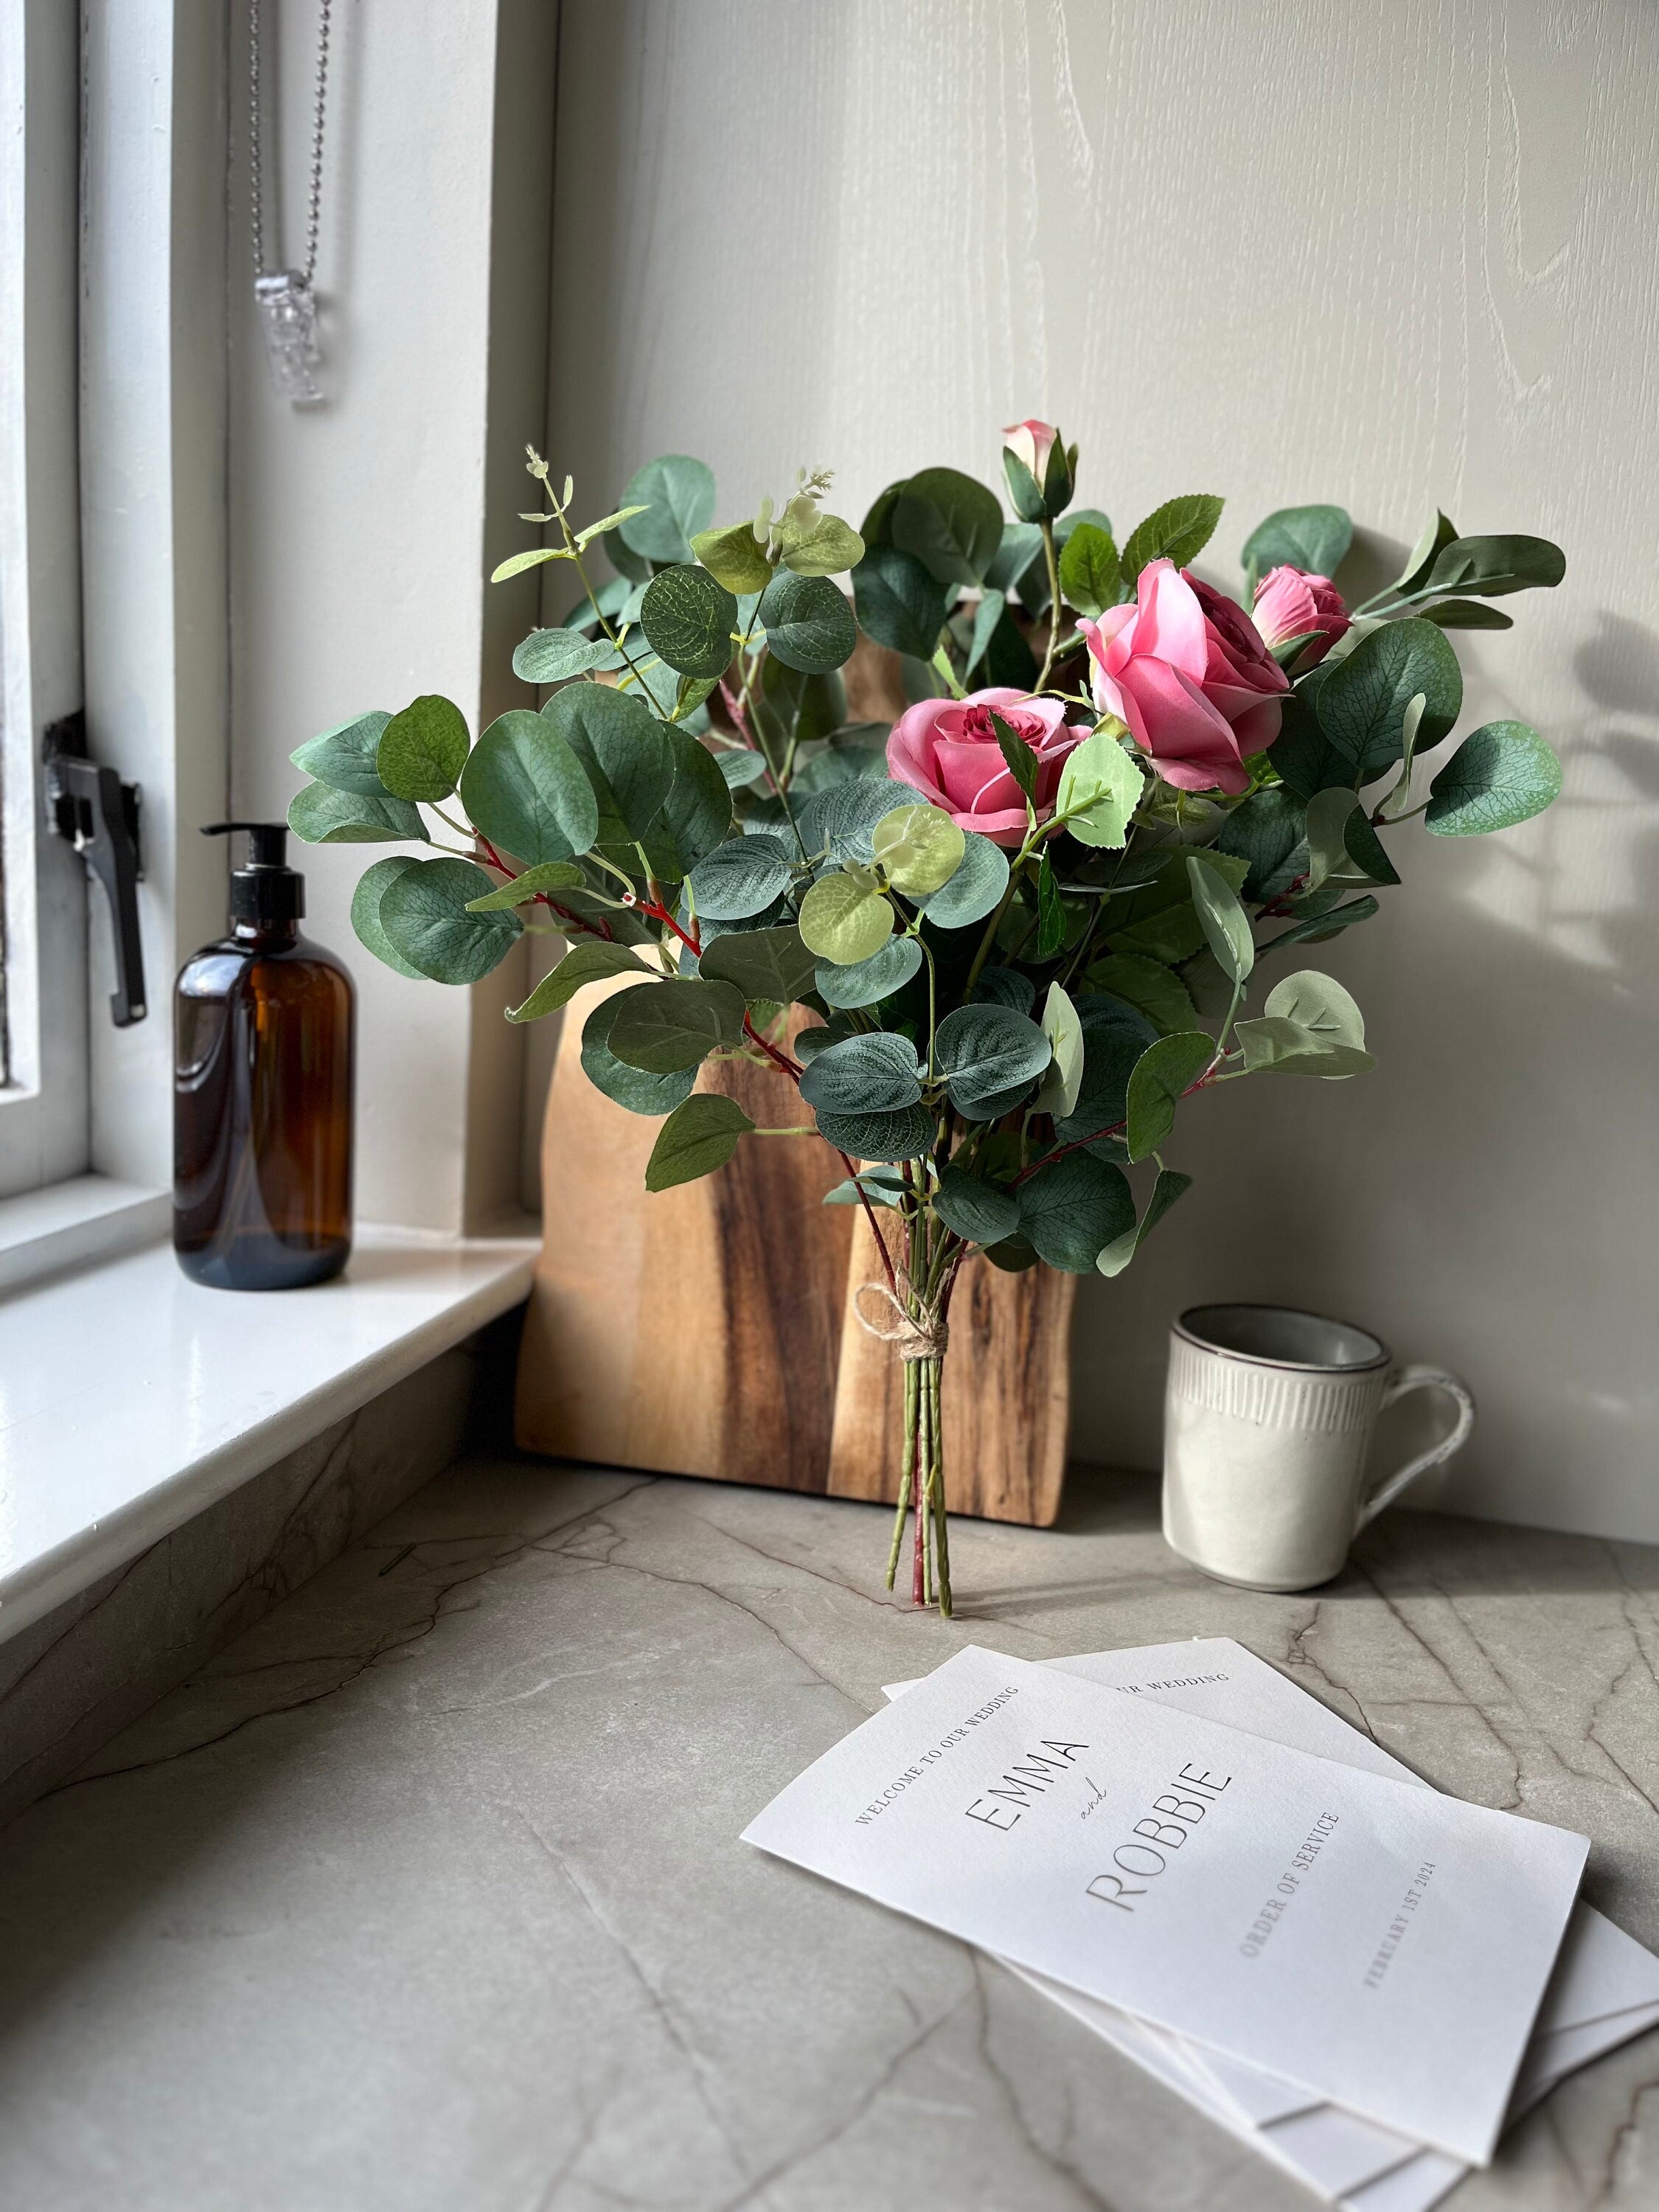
[0,1457,1655,2211]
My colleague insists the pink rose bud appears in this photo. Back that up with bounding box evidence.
[1001,417,1073,523]
[1252,565,1350,666]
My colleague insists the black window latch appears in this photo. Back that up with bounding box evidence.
[44,711,147,1026]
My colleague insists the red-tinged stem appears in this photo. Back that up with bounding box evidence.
[473,833,614,941]
[1009,1068,1221,1187]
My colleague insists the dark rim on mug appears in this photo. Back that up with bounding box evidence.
[1175,1303,1391,1377]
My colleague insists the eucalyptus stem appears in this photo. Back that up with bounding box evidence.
[886,1360,917,1592]
[928,1357,952,1618]
[1035,518,1064,692]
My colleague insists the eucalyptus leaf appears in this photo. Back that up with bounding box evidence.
[871,803,964,896]
[1124,1030,1214,1161]
[936,1002,1051,1114]
[465,860,585,911]
[824,1166,908,1209]
[1423,534,1565,599]
[799,1031,922,1115]
[759,571,858,674]
[1236,967,1374,1077]
[1034,848,1067,959]
[1053,995,1158,1142]
[851,545,949,661]
[645,1093,754,1192]
[458,707,599,866]
[506,941,653,1022]
[1421,599,1515,631]
[490,546,571,582]
[965,588,1006,680]
[777,509,865,577]
[1119,494,1224,585]
[1096,1166,1194,1277]
[698,925,818,1006]
[815,934,923,1009]
[799,777,920,863]
[378,857,522,984]
[933,1164,1020,1246]
[288,781,425,845]
[640,565,739,678]
[291,709,392,796]
[716,748,771,790]
[377,695,470,802]
[891,467,1004,586]
[349,855,426,978]
[617,454,717,566]
[1216,785,1307,900]
[1255,894,1380,957]
[811,1102,935,1163]
[687,832,793,921]
[798,871,894,964]
[1394,510,1458,592]
[1425,720,1562,836]
[914,832,1009,929]
[543,684,729,880]
[1034,980,1085,1119]
[606,975,747,1072]
[1018,1151,1135,1273]
[689,520,773,596]
[1186,855,1254,985]
[512,628,611,685]
[1314,616,1462,777]
[580,991,696,1116]
[1240,504,1353,589]
[970,966,1034,1014]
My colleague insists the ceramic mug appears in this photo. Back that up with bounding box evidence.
[1161,1304,1475,1592]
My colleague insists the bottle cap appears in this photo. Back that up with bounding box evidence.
[201,821,305,925]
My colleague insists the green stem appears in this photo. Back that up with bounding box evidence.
[886,1361,917,1591]
[1035,519,1064,692]
[928,1357,952,1618]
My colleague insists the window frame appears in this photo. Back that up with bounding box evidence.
[0,0,91,1200]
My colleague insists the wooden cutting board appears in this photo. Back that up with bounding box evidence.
[515,989,1072,1526]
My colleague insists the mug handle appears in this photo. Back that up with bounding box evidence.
[1356,1365,1476,1528]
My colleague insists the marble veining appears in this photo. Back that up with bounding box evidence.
[0,1459,1654,2210]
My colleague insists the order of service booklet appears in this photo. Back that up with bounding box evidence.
[742,1644,1590,2165]
[880,1641,1659,2210]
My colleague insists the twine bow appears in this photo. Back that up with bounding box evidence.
[853,1278,950,1362]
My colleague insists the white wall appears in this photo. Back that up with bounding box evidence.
[546,0,1659,1542]
[230,0,554,1234]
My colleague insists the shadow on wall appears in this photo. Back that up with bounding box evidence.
[1069,610,1659,1547]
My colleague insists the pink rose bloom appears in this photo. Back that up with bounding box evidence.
[1001,417,1060,482]
[1253,564,1350,665]
[887,686,1083,846]
[1081,559,1287,796]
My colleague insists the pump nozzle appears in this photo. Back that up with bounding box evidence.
[201,821,304,925]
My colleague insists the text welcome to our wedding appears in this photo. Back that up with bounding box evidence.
[852,1687,1021,1824]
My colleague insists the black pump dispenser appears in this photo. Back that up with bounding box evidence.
[202,820,305,927]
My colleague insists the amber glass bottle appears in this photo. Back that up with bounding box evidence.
[174,823,355,1290]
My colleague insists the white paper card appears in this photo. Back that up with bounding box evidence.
[745,1645,1588,2163]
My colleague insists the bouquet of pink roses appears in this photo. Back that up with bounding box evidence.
[288,420,1564,1613]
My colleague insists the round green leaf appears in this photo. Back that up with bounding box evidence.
[606,975,747,1072]
[512,627,611,684]
[871,803,965,897]
[798,1032,922,1116]
[689,520,773,596]
[288,781,425,845]
[580,991,695,1116]
[1018,1152,1135,1273]
[933,1164,1020,1247]
[799,776,923,863]
[378,858,522,984]
[1082,954,1195,1037]
[1425,720,1562,836]
[349,855,426,978]
[640,564,740,679]
[698,925,817,1006]
[1241,504,1353,586]
[890,467,1004,587]
[935,1003,1051,1111]
[798,871,894,964]
[851,545,949,659]
[377,695,470,802]
[458,708,599,866]
[617,455,717,566]
[716,748,771,790]
[777,509,865,578]
[687,832,793,922]
[810,1102,935,1162]
[1124,1031,1215,1161]
[1054,996,1159,1142]
[1314,618,1462,777]
[1236,972,1374,1077]
[645,1093,755,1192]
[814,934,922,1009]
[291,709,392,796]
[914,832,1009,930]
[758,571,857,674]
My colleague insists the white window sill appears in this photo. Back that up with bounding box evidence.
[0,1222,538,1647]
